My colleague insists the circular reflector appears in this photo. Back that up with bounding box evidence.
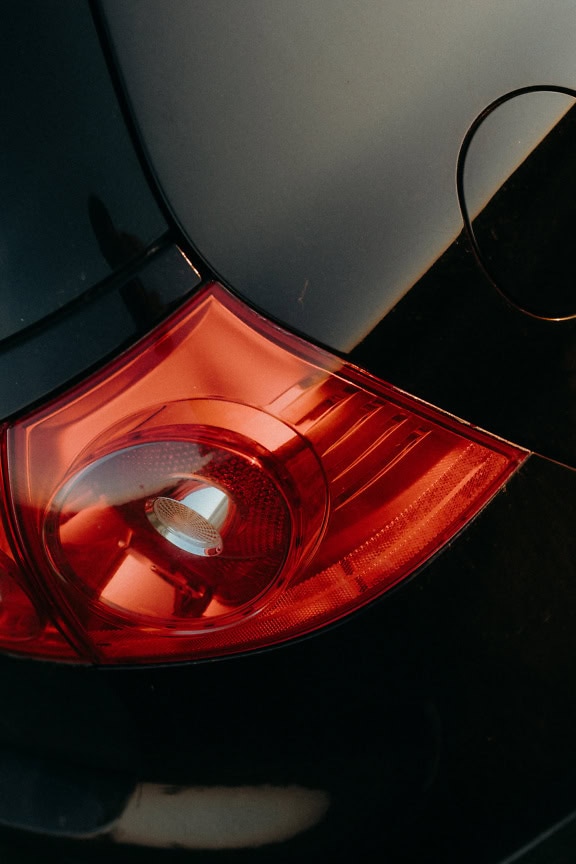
[44,431,301,632]
[147,494,224,558]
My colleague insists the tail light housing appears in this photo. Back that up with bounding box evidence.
[0,280,526,663]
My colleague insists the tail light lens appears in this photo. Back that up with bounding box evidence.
[0,281,526,663]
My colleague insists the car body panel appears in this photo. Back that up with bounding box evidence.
[100,0,576,349]
[351,232,576,470]
[0,0,170,346]
[0,3,576,863]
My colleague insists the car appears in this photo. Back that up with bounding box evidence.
[1,2,576,862]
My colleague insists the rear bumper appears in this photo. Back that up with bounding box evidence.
[0,454,575,862]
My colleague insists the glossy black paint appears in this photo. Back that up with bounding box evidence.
[458,89,576,321]
[0,748,133,837]
[0,245,201,421]
[1,456,576,862]
[351,231,576,469]
[0,0,166,342]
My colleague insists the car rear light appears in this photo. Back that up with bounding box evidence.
[0,281,526,663]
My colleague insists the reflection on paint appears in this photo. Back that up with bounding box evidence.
[111,783,330,850]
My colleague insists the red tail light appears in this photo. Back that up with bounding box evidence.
[0,281,526,663]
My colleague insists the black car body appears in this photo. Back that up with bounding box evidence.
[1,3,576,862]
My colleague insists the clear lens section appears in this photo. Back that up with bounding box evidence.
[6,283,526,663]
[45,436,296,629]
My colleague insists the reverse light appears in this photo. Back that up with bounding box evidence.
[0,281,526,663]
